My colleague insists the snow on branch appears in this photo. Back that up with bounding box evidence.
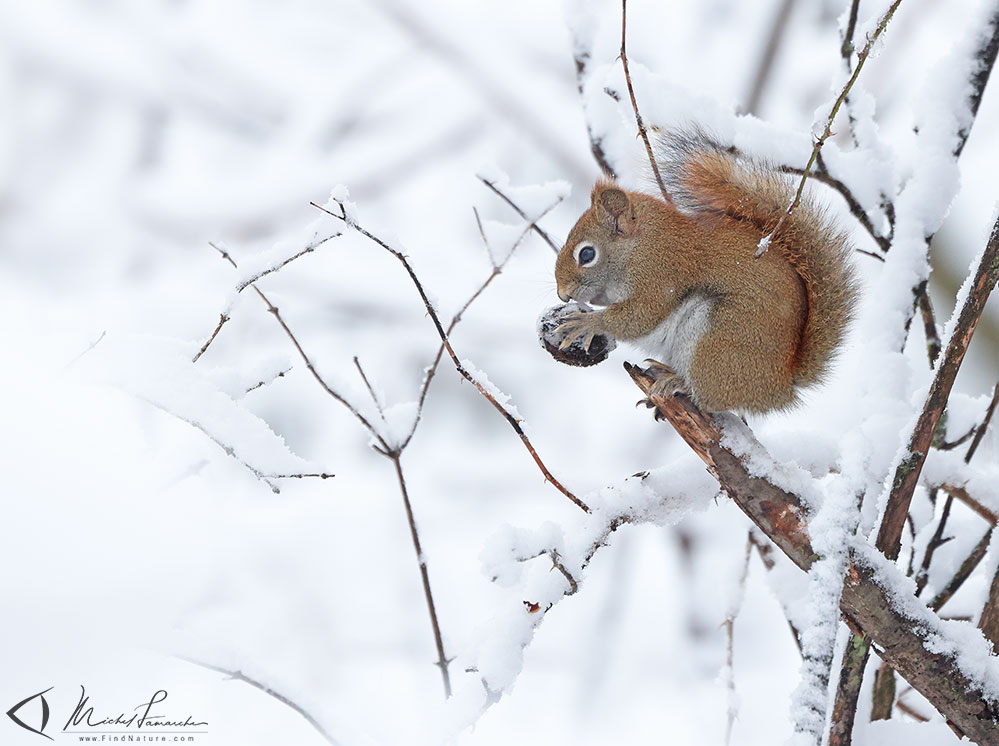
[626,364,999,744]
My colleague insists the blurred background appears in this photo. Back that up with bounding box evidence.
[1,1,996,744]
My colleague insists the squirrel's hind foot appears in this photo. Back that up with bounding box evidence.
[643,359,690,401]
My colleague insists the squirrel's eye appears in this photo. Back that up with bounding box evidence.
[575,243,598,267]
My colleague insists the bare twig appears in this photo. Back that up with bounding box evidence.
[929,527,994,612]
[876,214,999,561]
[915,495,955,596]
[965,381,999,463]
[138,396,281,493]
[758,0,902,257]
[245,367,291,393]
[744,0,796,116]
[353,356,388,426]
[841,0,862,61]
[401,198,562,450]
[477,177,561,253]
[65,330,107,368]
[235,233,340,292]
[917,283,943,364]
[204,239,454,699]
[979,552,999,648]
[829,633,870,746]
[570,34,618,178]
[895,697,931,723]
[939,483,998,526]
[724,534,754,746]
[390,453,452,697]
[179,656,339,746]
[955,7,999,158]
[870,659,896,720]
[619,0,670,203]
[311,199,589,513]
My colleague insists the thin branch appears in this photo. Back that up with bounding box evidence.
[390,453,452,697]
[65,330,107,368]
[235,232,340,292]
[915,494,955,596]
[939,483,998,526]
[619,0,670,203]
[895,697,930,723]
[955,7,999,158]
[204,241,389,451]
[138,396,280,494]
[178,657,339,746]
[477,177,561,253]
[829,633,871,746]
[245,367,291,393]
[929,526,994,612]
[400,197,562,450]
[759,0,902,256]
[841,0,862,61]
[965,381,999,463]
[353,356,388,426]
[570,36,618,178]
[724,534,754,746]
[193,314,229,363]
[876,214,999,561]
[780,160,888,253]
[917,283,943,364]
[744,0,796,116]
[311,199,589,513]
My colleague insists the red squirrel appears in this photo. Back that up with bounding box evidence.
[554,131,858,414]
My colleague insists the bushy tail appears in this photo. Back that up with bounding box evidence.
[654,128,858,387]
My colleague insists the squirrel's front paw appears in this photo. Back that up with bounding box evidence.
[643,359,689,399]
[555,312,603,352]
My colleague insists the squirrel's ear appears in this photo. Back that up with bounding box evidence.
[592,185,635,236]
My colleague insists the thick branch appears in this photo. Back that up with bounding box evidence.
[627,364,999,743]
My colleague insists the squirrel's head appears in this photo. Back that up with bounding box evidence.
[555,183,638,306]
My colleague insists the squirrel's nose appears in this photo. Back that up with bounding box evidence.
[557,289,571,303]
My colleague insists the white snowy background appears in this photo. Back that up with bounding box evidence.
[1,1,997,745]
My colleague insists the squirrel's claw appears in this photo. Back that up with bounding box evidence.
[642,359,689,401]
[555,312,601,352]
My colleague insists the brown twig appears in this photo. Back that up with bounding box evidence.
[193,314,229,363]
[390,453,452,697]
[758,0,902,257]
[744,0,797,116]
[915,494,955,597]
[235,232,340,292]
[311,199,589,513]
[179,656,339,745]
[570,35,618,178]
[477,176,561,253]
[955,7,999,158]
[841,0,862,61]
[204,238,454,698]
[353,356,388,426]
[939,483,998,526]
[965,381,999,463]
[401,198,562,450]
[245,367,291,393]
[619,0,670,203]
[828,633,870,746]
[929,527,994,612]
[876,214,999,561]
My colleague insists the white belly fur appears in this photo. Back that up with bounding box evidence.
[634,293,714,384]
